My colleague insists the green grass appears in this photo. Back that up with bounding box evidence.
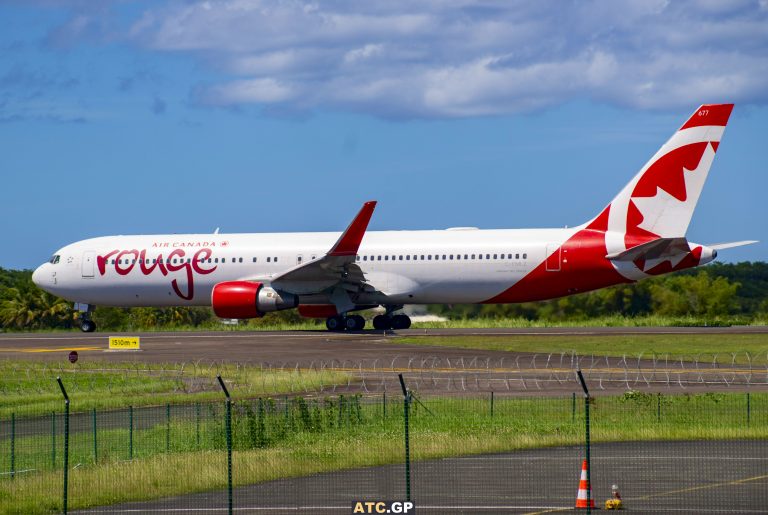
[0,360,350,418]
[1,392,765,514]
[396,333,768,363]
[412,314,768,328]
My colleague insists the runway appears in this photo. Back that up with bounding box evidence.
[75,440,768,514]
[1,326,767,364]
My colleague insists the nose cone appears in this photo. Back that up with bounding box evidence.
[32,264,46,288]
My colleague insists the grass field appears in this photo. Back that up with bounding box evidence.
[0,360,350,418]
[396,333,768,363]
[2,391,765,514]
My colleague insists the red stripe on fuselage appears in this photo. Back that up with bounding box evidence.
[483,206,629,303]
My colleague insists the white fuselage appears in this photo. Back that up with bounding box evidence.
[32,227,575,307]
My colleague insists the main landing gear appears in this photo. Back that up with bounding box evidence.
[372,313,411,330]
[325,307,412,332]
[326,314,366,331]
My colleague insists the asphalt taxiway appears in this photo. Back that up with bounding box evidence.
[76,440,768,514]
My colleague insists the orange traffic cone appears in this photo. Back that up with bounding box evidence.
[575,459,595,509]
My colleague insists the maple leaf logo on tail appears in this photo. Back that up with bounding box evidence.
[598,104,734,280]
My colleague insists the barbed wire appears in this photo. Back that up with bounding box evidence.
[3,350,768,398]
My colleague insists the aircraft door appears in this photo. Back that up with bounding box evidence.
[545,244,561,272]
[82,251,95,278]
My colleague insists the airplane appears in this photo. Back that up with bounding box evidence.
[33,103,756,333]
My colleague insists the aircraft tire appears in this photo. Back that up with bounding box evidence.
[391,314,411,330]
[80,320,96,333]
[345,315,366,331]
[326,316,344,331]
[372,315,391,330]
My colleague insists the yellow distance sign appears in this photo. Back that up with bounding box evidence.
[108,336,140,350]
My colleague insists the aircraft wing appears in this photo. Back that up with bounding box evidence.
[268,201,377,299]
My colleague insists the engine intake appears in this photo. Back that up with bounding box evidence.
[211,281,298,319]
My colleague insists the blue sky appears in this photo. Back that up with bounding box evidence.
[1,0,766,269]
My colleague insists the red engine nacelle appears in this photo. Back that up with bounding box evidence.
[211,281,298,319]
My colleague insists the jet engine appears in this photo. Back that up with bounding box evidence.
[211,281,298,319]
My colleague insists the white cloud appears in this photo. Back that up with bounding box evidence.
[83,0,768,117]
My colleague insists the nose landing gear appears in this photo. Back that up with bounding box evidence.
[75,303,96,332]
[80,319,96,333]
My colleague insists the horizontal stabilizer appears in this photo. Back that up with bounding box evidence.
[606,237,690,262]
[707,240,758,250]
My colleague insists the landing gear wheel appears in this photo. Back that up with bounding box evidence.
[80,319,96,333]
[391,314,411,330]
[345,315,366,331]
[326,316,344,331]
[372,315,392,330]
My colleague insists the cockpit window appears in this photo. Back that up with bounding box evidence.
[49,255,61,265]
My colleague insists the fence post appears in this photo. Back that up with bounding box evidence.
[490,391,494,417]
[51,411,56,469]
[657,393,661,423]
[92,408,98,464]
[398,374,412,502]
[747,392,751,427]
[10,413,15,480]
[56,377,70,515]
[166,403,171,453]
[576,370,591,514]
[217,375,233,515]
[129,406,134,460]
[196,403,201,449]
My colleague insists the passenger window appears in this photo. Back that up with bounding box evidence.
[406,255,410,260]
[478,254,482,260]
[442,254,447,260]
[267,257,271,263]
[385,255,389,261]
[274,257,278,262]
[378,256,382,261]
[399,256,403,260]
[457,254,461,260]
[363,256,368,261]
[523,253,528,259]
[464,254,468,259]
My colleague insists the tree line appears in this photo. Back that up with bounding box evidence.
[428,262,768,321]
[1,262,767,331]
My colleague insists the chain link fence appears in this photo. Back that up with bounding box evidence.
[2,376,768,514]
